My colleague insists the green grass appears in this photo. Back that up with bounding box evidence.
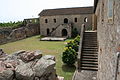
[0,35,75,80]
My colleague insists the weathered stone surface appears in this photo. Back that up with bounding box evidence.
[0,69,14,80]
[15,61,35,80]
[19,50,42,62]
[41,55,55,61]
[0,49,8,58]
[0,24,40,45]
[0,50,57,80]
[0,61,14,80]
[40,11,93,37]
[73,70,97,80]
[95,0,120,80]
[33,55,56,77]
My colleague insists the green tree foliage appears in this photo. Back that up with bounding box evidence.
[0,21,23,28]
[72,28,79,38]
[62,47,77,66]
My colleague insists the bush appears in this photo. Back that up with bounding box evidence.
[62,35,80,66]
[72,28,79,38]
[74,35,80,45]
[66,40,79,52]
[62,47,77,66]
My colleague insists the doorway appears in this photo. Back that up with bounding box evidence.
[62,29,67,36]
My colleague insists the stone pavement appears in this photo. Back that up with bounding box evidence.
[72,70,97,80]
[40,37,67,41]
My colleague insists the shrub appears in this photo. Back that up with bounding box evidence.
[62,47,77,66]
[66,40,79,52]
[74,35,80,45]
[72,28,79,38]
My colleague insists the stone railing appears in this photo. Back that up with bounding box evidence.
[50,23,72,37]
[77,24,85,71]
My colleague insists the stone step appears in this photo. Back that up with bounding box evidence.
[83,40,97,42]
[83,44,98,47]
[81,61,98,65]
[82,47,98,49]
[82,49,98,52]
[81,57,98,60]
[80,67,98,71]
[83,37,97,40]
[82,54,98,57]
[84,36,97,38]
[81,59,98,62]
[83,47,98,50]
[81,64,98,67]
[84,32,97,35]
[82,51,98,54]
[83,45,98,47]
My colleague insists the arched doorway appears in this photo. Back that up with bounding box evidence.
[47,28,50,36]
[64,18,68,23]
[62,29,67,36]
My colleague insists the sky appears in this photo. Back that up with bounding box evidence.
[0,0,94,22]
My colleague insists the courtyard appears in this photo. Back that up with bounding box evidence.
[0,35,75,80]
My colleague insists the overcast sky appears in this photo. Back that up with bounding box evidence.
[0,0,94,22]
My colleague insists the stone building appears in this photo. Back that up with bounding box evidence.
[23,18,39,25]
[94,0,120,80]
[39,7,94,37]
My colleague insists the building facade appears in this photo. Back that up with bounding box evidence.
[39,7,94,37]
[95,0,120,80]
[23,18,39,25]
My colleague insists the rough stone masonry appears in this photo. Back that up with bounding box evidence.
[0,49,57,80]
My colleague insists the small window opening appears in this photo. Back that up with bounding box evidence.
[52,28,55,31]
[54,19,56,23]
[84,17,88,22]
[75,18,77,22]
[64,18,68,23]
[45,19,48,23]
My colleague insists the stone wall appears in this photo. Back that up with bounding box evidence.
[40,14,93,36]
[0,23,40,45]
[95,0,120,80]
[51,23,72,37]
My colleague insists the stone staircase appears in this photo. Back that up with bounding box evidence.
[80,31,98,71]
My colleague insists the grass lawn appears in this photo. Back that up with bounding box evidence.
[0,35,75,80]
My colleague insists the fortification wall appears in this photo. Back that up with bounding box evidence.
[95,0,120,80]
[0,24,40,45]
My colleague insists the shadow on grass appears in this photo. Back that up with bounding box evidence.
[62,64,76,72]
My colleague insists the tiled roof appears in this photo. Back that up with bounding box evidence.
[39,7,94,16]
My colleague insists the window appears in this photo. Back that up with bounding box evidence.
[29,20,32,23]
[64,18,68,23]
[45,19,48,23]
[75,18,77,22]
[35,19,37,23]
[47,28,50,35]
[54,19,56,23]
[101,1,104,23]
[84,17,88,22]
[108,0,114,23]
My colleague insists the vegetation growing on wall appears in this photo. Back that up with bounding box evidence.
[0,21,23,28]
